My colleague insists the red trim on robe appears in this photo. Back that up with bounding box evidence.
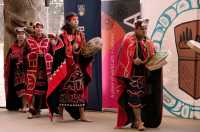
[115,32,155,128]
[46,31,92,120]
[26,36,53,104]
[4,42,25,99]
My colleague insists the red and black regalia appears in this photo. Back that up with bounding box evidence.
[4,41,27,110]
[25,33,53,113]
[47,29,92,120]
[115,32,157,128]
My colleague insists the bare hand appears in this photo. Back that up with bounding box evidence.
[134,57,143,65]
[38,50,44,56]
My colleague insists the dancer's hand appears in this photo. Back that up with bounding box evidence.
[134,57,143,65]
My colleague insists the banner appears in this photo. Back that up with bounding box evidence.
[142,0,200,119]
[101,0,140,109]
[64,0,102,110]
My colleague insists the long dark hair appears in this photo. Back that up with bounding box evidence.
[61,12,78,34]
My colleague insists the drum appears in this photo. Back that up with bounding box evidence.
[81,37,102,57]
[142,68,163,128]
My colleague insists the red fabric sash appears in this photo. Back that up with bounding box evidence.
[47,60,67,97]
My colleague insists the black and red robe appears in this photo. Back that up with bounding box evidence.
[47,30,92,120]
[4,41,27,110]
[115,32,163,128]
[25,35,53,106]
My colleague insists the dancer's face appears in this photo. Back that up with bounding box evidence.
[17,31,26,45]
[69,16,79,29]
[34,24,44,35]
[135,25,147,39]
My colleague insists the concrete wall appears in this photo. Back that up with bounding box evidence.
[0,0,64,107]
[0,0,5,107]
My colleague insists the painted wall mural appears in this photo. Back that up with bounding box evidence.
[142,0,200,119]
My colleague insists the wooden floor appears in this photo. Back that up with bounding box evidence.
[0,108,199,132]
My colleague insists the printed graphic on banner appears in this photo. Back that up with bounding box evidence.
[101,0,140,109]
[175,20,200,100]
[149,0,200,119]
